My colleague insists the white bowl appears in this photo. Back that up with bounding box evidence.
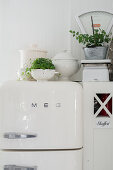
[31,69,56,81]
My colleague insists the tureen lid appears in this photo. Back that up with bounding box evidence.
[54,50,77,60]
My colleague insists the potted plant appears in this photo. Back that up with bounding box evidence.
[69,28,112,60]
[25,58,56,81]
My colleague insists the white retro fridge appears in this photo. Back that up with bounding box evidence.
[0,81,83,170]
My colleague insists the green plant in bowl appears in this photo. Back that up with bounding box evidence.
[69,28,113,59]
[30,58,55,70]
[23,58,56,81]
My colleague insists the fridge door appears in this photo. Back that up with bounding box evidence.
[83,82,113,170]
[0,81,82,149]
[0,150,82,170]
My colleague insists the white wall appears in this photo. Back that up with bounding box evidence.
[0,0,113,82]
[0,0,71,82]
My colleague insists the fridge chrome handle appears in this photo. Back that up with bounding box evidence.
[4,165,37,170]
[4,132,37,139]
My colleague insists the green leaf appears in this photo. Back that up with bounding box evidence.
[69,30,73,33]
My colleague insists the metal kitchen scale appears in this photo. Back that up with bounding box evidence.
[81,59,111,81]
[75,10,113,81]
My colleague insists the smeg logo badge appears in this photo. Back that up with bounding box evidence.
[31,102,61,108]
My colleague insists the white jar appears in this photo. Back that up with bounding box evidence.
[19,44,48,69]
